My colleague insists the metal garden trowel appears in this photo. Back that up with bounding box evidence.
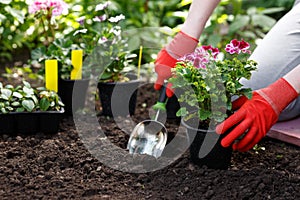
[127,85,168,158]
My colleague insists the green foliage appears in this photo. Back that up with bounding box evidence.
[68,2,136,82]
[200,0,292,49]
[0,81,64,113]
[30,37,77,79]
[112,0,185,28]
[111,0,189,70]
[0,0,294,80]
[0,0,29,62]
[28,1,136,81]
[169,41,257,125]
[38,89,64,111]
[242,0,295,20]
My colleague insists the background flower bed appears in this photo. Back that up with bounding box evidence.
[0,0,296,65]
[0,83,299,199]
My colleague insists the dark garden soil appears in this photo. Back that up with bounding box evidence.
[0,80,300,199]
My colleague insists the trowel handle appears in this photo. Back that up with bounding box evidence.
[158,84,168,103]
[153,83,168,111]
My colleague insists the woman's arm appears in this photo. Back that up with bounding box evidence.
[154,0,221,95]
[181,0,221,39]
[284,64,300,94]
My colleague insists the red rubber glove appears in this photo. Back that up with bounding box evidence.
[154,31,198,97]
[216,78,298,152]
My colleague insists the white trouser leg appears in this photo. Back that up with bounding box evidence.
[240,2,300,121]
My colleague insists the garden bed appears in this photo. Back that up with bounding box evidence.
[0,83,299,199]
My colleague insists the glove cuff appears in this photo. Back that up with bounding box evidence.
[256,78,298,116]
[166,31,199,59]
[154,48,178,68]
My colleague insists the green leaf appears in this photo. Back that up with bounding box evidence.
[207,34,222,47]
[50,101,55,107]
[261,7,285,15]
[5,84,13,89]
[0,13,6,22]
[4,6,24,24]
[0,89,6,98]
[244,90,253,99]
[0,0,12,4]
[31,47,47,60]
[1,88,12,99]
[0,94,9,100]
[11,102,20,106]
[36,87,46,91]
[22,100,35,112]
[23,81,31,88]
[1,108,7,114]
[12,92,23,99]
[229,15,250,34]
[39,98,50,111]
[176,107,188,117]
[16,107,25,112]
[32,95,39,105]
[251,14,276,29]
[7,106,13,111]
[23,86,34,96]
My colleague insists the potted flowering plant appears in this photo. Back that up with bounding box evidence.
[27,0,86,115]
[71,1,136,82]
[169,39,257,169]
[27,1,136,115]
[69,1,139,116]
[0,81,64,134]
[28,0,72,78]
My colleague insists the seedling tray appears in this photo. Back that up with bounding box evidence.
[0,108,64,134]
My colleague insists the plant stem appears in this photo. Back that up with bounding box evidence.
[40,16,49,46]
[47,10,55,44]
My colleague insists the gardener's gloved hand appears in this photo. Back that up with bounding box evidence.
[216,78,298,152]
[154,31,198,97]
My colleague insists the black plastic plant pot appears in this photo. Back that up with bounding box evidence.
[166,94,181,119]
[181,118,232,170]
[97,75,140,117]
[0,114,15,134]
[58,78,90,115]
[0,108,65,134]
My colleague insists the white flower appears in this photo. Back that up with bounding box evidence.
[93,14,107,22]
[108,14,125,23]
[73,29,87,36]
[95,1,111,11]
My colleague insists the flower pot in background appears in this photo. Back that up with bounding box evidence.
[0,109,65,134]
[0,81,65,135]
[182,117,233,170]
[97,74,140,117]
[0,114,16,134]
[58,78,90,115]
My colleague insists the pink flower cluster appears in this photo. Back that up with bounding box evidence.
[179,45,219,69]
[225,39,251,54]
[180,39,252,69]
[28,0,68,16]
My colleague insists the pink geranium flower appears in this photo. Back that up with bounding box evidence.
[202,45,220,59]
[225,39,251,54]
[179,46,213,69]
[29,0,68,16]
